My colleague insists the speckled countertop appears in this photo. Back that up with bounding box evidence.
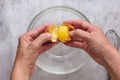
[0,0,120,80]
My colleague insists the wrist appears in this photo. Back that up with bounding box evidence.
[101,44,120,66]
[101,45,120,80]
[11,61,32,80]
[11,67,30,80]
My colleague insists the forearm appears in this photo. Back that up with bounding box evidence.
[11,68,30,80]
[10,60,31,80]
[102,45,120,80]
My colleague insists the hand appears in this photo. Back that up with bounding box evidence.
[11,23,57,80]
[64,20,120,80]
[64,20,117,65]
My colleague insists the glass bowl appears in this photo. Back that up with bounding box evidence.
[106,29,120,51]
[27,6,90,74]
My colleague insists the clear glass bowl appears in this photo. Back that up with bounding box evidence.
[106,29,120,51]
[27,6,90,74]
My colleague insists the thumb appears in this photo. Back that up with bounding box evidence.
[32,33,51,47]
[70,29,90,41]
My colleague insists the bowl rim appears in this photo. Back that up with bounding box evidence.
[27,6,90,32]
[27,6,90,74]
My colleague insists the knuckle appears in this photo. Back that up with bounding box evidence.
[18,34,28,42]
[19,35,24,41]
[94,26,103,33]
[19,33,30,40]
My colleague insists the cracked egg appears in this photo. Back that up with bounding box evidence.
[45,24,74,42]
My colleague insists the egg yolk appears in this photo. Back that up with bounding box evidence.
[45,24,74,42]
[57,25,71,42]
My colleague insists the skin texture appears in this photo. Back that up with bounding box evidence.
[10,23,57,80]
[11,20,120,80]
[64,20,120,80]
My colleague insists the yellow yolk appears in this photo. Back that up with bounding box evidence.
[58,25,70,42]
[45,24,74,42]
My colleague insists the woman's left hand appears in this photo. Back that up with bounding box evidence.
[11,23,57,80]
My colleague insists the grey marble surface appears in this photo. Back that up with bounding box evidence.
[0,0,120,80]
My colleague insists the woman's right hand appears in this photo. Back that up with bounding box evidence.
[64,20,114,65]
[64,20,120,80]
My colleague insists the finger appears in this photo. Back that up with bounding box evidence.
[26,23,52,40]
[70,29,90,41]
[64,20,94,32]
[65,41,83,48]
[70,36,84,42]
[31,33,51,48]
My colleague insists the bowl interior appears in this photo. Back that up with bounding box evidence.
[28,6,90,74]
